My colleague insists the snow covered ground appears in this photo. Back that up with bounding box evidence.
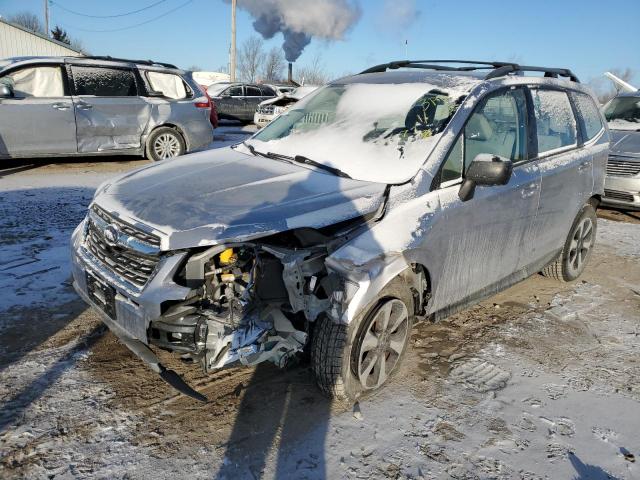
[1,131,639,479]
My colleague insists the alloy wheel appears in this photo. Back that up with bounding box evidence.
[153,132,181,159]
[567,217,594,276]
[354,298,410,390]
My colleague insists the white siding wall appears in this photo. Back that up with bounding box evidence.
[0,21,81,58]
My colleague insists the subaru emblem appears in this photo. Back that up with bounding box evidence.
[103,225,119,246]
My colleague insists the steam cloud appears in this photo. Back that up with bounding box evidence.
[231,0,361,62]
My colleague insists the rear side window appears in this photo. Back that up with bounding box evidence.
[246,86,262,96]
[147,71,187,99]
[572,92,604,141]
[72,66,138,96]
[531,89,577,154]
[261,86,276,96]
[1,66,64,97]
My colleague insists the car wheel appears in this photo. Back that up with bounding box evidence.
[146,127,186,161]
[311,279,414,402]
[541,203,597,282]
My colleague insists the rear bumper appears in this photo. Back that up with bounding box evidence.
[602,175,640,210]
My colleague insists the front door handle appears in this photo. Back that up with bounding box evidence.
[76,103,93,110]
[578,161,591,171]
[520,183,538,198]
[52,103,71,110]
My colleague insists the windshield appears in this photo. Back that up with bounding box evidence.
[250,83,462,183]
[604,96,640,130]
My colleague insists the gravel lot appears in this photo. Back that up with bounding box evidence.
[1,128,639,479]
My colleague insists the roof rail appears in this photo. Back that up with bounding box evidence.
[359,60,580,83]
[78,55,178,70]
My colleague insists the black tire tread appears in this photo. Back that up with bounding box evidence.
[310,318,349,400]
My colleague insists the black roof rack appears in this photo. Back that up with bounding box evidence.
[78,55,178,70]
[359,60,580,83]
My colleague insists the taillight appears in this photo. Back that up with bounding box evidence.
[195,84,211,109]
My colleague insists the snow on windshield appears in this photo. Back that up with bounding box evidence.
[250,82,470,183]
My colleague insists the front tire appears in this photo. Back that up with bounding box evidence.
[541,203,597,282]
[146,127,186,161]
[311,280,414,402]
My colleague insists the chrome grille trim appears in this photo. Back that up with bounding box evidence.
[92,205,161,247]
[606,156,640,177]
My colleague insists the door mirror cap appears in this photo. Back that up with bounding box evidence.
[0,84,14,98]
[458,154,513,201]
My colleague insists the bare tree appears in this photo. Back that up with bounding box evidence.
[262,47,285,82]
[589,68,636,104]
[237,36,266,83]
[296,52,331,85]
[9,11,44,33]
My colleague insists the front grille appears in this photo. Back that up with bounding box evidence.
[606,157,640,177]
[258,105,275,115]
[92,205,161,246]
[85,208,160,287]
[604,189,636,203]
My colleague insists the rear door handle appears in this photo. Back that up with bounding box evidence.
[578,161,591,171]
[76,103,93,110]
[520,183,538,198]
[52,103,71,110]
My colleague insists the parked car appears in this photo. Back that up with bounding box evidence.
[71,60,608,402]
[0,56,214,161]
[266,83,296,96]
[601,91,640,209]
[206,82,276,123]
[254,85,319,128]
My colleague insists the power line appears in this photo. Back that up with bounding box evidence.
[59,0,194,33]
[51,0,168,19]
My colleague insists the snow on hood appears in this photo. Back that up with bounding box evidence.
[93,147,386,250]
[608,119,640,132]
[610,129,640,158]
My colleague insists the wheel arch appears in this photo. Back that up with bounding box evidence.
[145,123,189,156]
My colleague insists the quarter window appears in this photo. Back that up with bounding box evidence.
[572,92,604,141]
[72,66,137,96]
[531,89,577,154]
[439,89,528,185]
[146,71,187,99]
[1,66,64,97]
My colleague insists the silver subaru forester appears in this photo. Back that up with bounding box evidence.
[0,56,213,161]
[70,60,609,402]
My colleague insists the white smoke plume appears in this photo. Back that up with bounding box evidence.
[230,0,362,62]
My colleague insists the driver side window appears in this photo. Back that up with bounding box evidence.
[225,86,243,97]
[1,66,64,98]
[440,88,528,185]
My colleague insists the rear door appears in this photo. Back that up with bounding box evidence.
[0,64,77,156]
[216,85,245,120]
[428,87,541,311]
[244,86,265,120]
[527,87,591,260]
[70,64,150,153]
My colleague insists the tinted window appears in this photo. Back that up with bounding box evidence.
[261,86,276,96]
[1,66,64,98]
[72,66,137,96]
[246,86,262,97]
[572,93,603,141]
[439,89,528,185]
[225,86,243,96]
[531,89,577,154]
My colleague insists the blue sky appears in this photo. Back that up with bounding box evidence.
[1,0,638,85]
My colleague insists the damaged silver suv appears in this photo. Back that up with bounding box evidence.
[71,60,608,402]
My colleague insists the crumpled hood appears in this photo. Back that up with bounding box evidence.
[94,147,386,250]
[610,129,640,158]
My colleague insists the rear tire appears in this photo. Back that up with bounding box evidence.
[146,127,186,161]
[541,204,597,282]
[311,279,414,402]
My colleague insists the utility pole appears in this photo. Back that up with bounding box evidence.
[44,0,50,37]
[230,0,237,82]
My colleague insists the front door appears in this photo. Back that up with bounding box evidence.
[427,88,541,312]
[0,64,76,157]
[70,64,150,153]
[217,85,246,121]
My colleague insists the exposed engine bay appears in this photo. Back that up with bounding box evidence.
[148,227,351,376]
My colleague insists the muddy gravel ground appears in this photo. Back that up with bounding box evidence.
[1,145,639,479]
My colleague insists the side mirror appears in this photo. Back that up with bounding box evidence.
[0,84,14,99]
[458,154,513,202]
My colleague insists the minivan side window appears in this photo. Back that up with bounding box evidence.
[440,89,528,185]
[531,89,577,154]
[146,71,187,99]
[571,92,604,141]
[72,66,138,96]
[1,66,64,98]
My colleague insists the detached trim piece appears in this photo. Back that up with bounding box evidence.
[359,60,580,83]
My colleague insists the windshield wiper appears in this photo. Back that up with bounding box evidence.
[242,142,351,179]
